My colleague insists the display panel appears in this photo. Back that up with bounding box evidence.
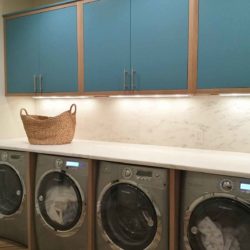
[136,170,152,177]
[240,183,250,191]
[66,161,80,168]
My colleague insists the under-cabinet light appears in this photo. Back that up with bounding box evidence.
[110,94,191,98]
[32,94,191,99]
[219,93,250,97]
[32,96,93,99]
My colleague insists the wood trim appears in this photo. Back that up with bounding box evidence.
[82,0,97,4]
[87,160,97,250]
[77,2,84,93]
[196,88,250,94]
[188,0,199,94]
[169,169,181,250]
[27,153,37,250]
[4,2,78,20]
[5,92,80,97]
[82,89,189,96]
[4,18,8,96]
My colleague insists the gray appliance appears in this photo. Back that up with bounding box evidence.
[96,161,168,250]
[0,150,28,246]
[35,154,88,250]
[180,171,250,250]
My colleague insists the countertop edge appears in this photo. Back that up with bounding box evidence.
[0,138,250,178]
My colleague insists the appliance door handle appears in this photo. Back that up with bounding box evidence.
[131,68,136,90]
[38,74,43,93]
[33,75,37,93]
[123,69,129,90]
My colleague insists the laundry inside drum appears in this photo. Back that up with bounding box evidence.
[187,197,250,250]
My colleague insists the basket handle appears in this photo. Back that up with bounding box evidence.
[70,104,77,115]
[20,108,29,117]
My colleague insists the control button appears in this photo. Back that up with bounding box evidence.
[55,159,64,169]
[155,173,160,178]
[1,152,8,162]
[39,195,44,202]
[221,179,233,192]
[191,226,198,235]
[16,190,21,196]
[122,168,132,179]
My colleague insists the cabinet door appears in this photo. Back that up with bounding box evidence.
[5,14,40,93]
[83,0,130,92]
[198,0,250,89]
[131,0,188,91]
[39,6,78,93]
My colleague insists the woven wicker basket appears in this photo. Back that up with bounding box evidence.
[20,104,77,145]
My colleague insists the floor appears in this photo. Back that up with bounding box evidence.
[0,239,27,250]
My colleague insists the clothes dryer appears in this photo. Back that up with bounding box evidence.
[0,150,28,246]
[96,161,168,250]
[35,154,88,250]
[180,171,250,250]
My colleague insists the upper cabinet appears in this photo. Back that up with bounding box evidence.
[130,0,188,91]
[5,5,78,95]
[5,14,40,94]
[83,0,189,94]
[197,0,250,90]
[6,0,250,96]
[83,0,131,92]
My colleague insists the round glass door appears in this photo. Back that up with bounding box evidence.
[187,197,250,250]
[0,164,23,216]
[100,183,158,250]
[37,171,83,231]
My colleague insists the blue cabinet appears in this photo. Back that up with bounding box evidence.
[6,14,40,93]
[83,0,188,93]
[5,6,78,94]
[131,0,188,90]
[84,0,130,92]
[39,7,78,93]
[198,0,250,89]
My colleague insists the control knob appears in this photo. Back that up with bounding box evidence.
[122,168,132,179]
[221,179,233,192]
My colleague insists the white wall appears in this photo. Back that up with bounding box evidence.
[35,95,250,153]
[0,0,35,139]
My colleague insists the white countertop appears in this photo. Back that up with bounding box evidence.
[0,138,250,178]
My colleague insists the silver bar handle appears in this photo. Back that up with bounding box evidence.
[33,75,37,93]
[38,74,43,93]
[123,69,129,90]
[131,68,136,90]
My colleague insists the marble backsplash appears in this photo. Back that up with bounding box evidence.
[35,95,250,153]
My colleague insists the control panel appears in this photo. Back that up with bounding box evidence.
[121,167,162,183]
[220,178,250,195]
[55,159,86,170]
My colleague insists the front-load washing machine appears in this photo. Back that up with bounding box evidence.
[35,154,88,250]
[0,149,28,246]
[96,161,168,250]
[180,171,250,250]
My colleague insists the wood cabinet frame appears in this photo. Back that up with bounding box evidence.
[4,1,83,97]
[4,0,250,96]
